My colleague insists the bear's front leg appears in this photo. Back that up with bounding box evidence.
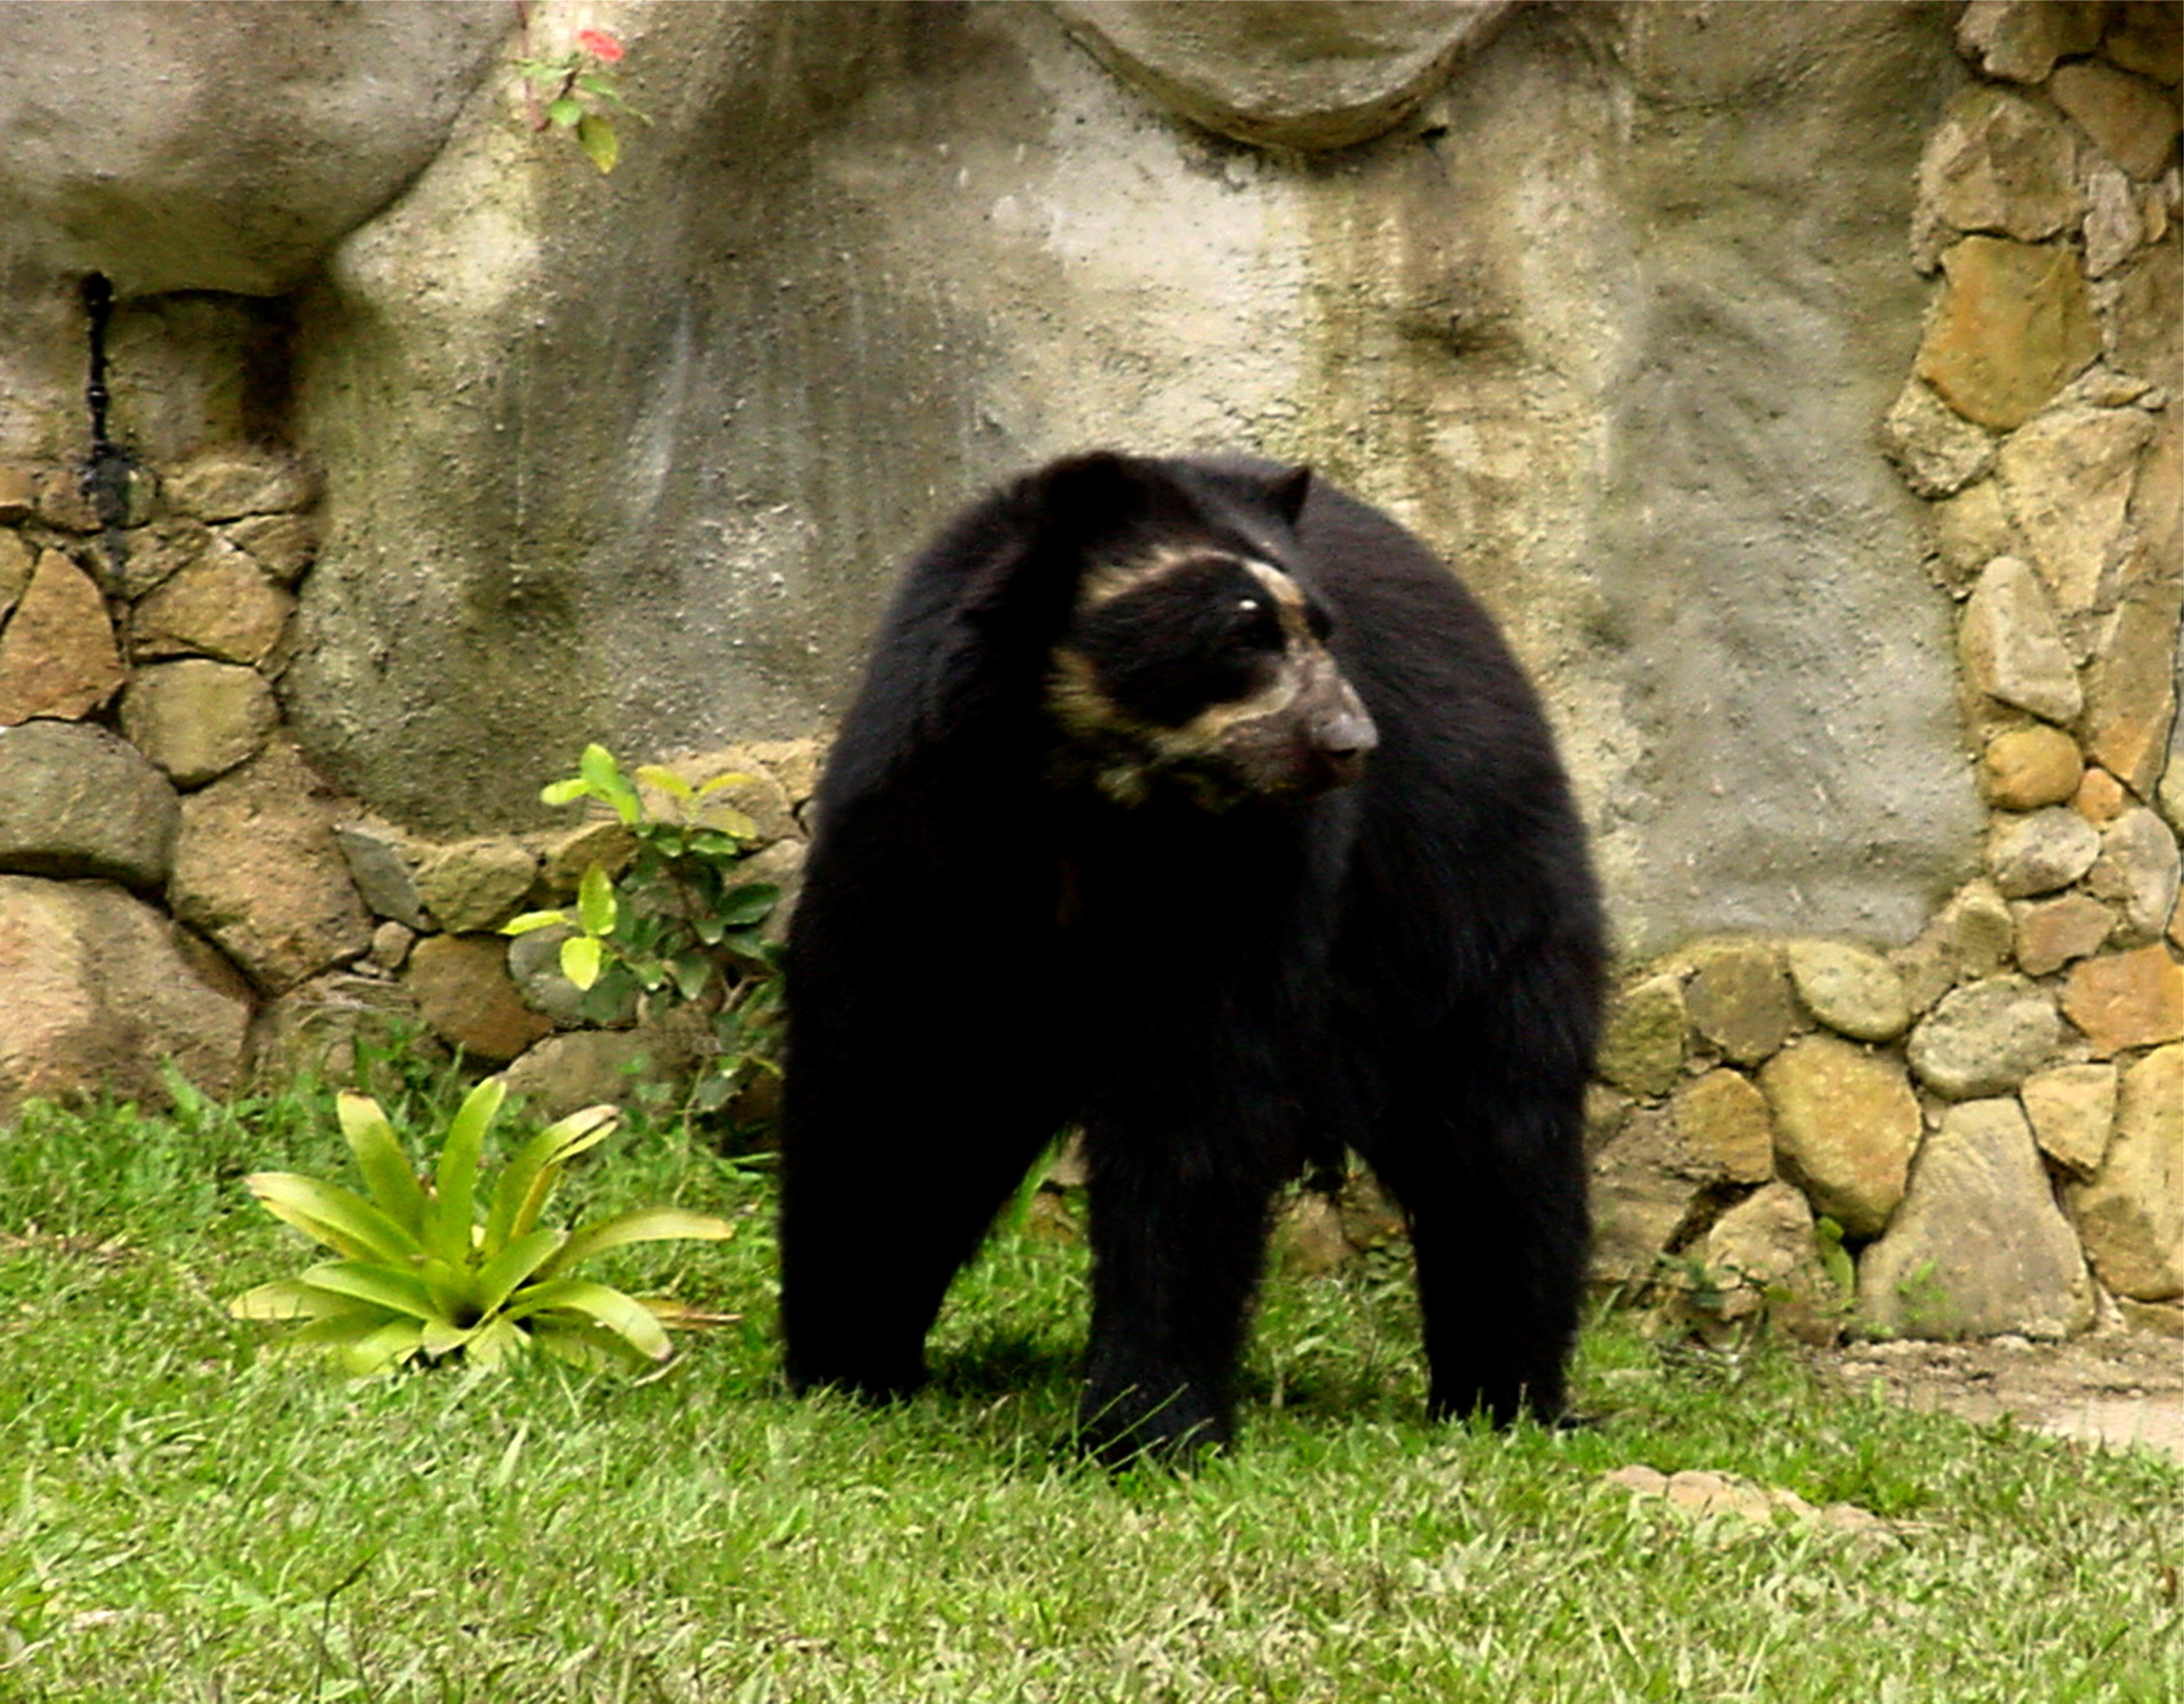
[1076,1135,1283,1467]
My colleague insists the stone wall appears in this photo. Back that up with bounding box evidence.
[0,440,818,1122]
[0,1,2179,1341]
[1583,0,2183,1341]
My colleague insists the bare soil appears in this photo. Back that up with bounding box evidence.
[1818,1328,2184,1463]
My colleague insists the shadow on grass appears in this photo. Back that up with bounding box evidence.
[925,1328,1081,1401]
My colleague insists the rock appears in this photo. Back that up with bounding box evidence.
[743,736,826,811]
[0,5,507,295]
[2131,411,2182,582]
[32,469,98,533]
[2014,892,2118,975]
[507,922,637,1027]
[1857,1097,2095,1339]
[367,920,414,972]
[0,550,124,724]
[1912,86,2081,266]
[2117,1298,2184,1336]
[505,923,582,1025]
[641,746,802,845]
[0,468,34,524]
[2086,807,2183,943]
[113,519,211,601]
[1915,237,2102,430]
[117,658,280,787]
[534,816,638,901]
[2050,61,2182,181]
[333,818,427,929]
[2021,1060,2118,1178]
[1784,939,1912,1043]
[2081,579,2183,799]
[128,537,294,666]
[1956,1,2107,84]
[1878,377,1998,497]
[1927,481,2019,593]
[1987,806,2102,897]
[733,835,807,944]
[1617,1467,1888,1539]
[1595,974,1687,1097]
[0,874,253,1119]
[218,513,318,586]
[246,970,419,1084]
[164,453,319,523]
[2068,1044,2183,1300]
[1907,976,2061,1099]
[2059,363,2160,408]
[168,741,375,994]
[1698,1181,1846,1337]
[1684,942,1795,1067]
[1669,1070,1774,1186]
[403,933,553,1063]
[1275,1190,1354,1276]
[1982,724,2083,809]
[414,836,538,933]
[2062,944,2184,1055]
[1584,1083,1631,1159]
[1894,880,2017,1013]
[2097,241,2183,393]
[1586,1107,1706,1285]
[1050,1,1516,151]
[2073,764,2132,824]
[2104,4,2183,86]
[0,721,178,891]
[499,1026,697,1121]
[1994,406,2157,617]
[2084,164,2145,278]
[1337,1168,1406,1252]
[1943,880,2020,977]
[0,529,33,618]
[1958,556,2082,724]
[1760,1036,1921,1238]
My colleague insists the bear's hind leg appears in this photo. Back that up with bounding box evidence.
[1361,1072,1589,1428]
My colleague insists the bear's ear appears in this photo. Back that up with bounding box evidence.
[1033,451,1155,543]
[1266,463,1313,526]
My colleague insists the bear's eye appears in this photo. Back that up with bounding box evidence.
[1225,598,1284,653]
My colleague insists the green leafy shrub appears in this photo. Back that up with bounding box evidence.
[507,744,783,1122]
[228,1079,732,1375]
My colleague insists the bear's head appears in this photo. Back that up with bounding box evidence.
[1032,454,1379,810]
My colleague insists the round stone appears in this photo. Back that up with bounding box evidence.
[1981,725,2083,810]
[1907,975,2061,1098]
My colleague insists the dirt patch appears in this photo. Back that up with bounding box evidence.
[1818,1329,2184,1464]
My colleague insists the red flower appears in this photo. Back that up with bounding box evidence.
[576,28,624,63]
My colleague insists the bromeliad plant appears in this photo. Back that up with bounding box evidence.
[228,1080,732,1376]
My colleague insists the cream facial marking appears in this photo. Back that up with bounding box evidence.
[1240,559,1316,644]
[1047,544,1365,808]
[1077,544,1209,607]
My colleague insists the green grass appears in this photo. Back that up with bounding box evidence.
[1,1083,2179,1703]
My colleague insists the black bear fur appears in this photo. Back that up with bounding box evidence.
[779,451,1604,1462]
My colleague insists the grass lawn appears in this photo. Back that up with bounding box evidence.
[1,1081,2178,1702]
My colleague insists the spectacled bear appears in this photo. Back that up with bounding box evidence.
[779,451,1603,1464]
